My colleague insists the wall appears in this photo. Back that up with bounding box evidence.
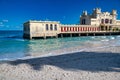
[116,20,120,25]
[29,21,60,38]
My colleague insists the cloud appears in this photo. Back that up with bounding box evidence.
[2,20,8,22]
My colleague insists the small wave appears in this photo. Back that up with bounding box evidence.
[101,39,109,42]
[117,35,120,37]
[7,35,22,38]
[101,36,107,39]
[110,37,115,40]
[0,57,20,61]
[0,58,10,61]
[0,35,23,41]
[14,39,25,41]
[91,36,95,39]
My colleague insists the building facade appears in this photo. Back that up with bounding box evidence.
[23,8,120,39]
[23,21,60,39]
[80,8,120,30]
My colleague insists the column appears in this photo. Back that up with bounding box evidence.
[70,34,72,37]
[61,34,63,38]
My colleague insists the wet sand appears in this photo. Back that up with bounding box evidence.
[0,46,120,80]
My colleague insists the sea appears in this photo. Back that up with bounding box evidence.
[0,30,120,61]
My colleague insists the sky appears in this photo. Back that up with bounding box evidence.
[0,0,120,30]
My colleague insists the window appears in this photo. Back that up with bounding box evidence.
[54,24,57,30]
[82,19,86,24]
[109,26,112,30]
[46,24,49,31]
[101,19,104,24]
[105,19,109,24]
[110,19,112,24]
[50,24,53,30]
[101,26,104,31]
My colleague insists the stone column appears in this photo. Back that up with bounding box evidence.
[87,33,89,36]
[30,36,32,40]
[70,34,72,37]
[104,33,105,36]
[44,33,46,39]
[109,33,111,36]
[56,33,58,38]
[30,33,32,40]
[61,34,63,38]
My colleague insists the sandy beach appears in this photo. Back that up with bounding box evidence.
[0,46,120,80]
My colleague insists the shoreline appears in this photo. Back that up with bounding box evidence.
[0,35,119,62]
[0,45,120,80]
[0,44,118,62]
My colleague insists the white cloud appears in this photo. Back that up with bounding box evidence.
[2,20,8,22]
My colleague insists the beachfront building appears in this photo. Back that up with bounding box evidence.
[23,21,60,39]
[80,8,120,30]
[23,8,120,39]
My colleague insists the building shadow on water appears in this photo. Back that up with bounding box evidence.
[5,51,120,72]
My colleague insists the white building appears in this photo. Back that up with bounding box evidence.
[80,8,120,30]
[23,8,120,39]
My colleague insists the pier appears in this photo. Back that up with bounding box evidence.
[58,31,120,38]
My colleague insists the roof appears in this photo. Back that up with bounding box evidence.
[24,20,60,24]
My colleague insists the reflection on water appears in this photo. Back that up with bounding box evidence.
[0,35,119,60]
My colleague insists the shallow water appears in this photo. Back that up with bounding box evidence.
[0,30,120,60]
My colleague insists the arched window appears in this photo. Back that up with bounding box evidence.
[105,19,109,24]
[82,20,83,24]
[46,24,49,31]
[84,19,85,24]
[109,26,112,30]
[54,24,57,30]
[50,24,53,30]
[105,26,107,30]
[82,19,86,24]
[101,19,104,24]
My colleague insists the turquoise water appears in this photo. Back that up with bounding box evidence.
[0,30,120,60]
